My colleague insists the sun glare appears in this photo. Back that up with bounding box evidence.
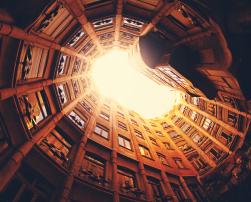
[90,48,181,118]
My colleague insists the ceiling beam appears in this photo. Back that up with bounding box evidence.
[114,0,123,45]
[140,0,180,36]
[0,22,87,60]
[60,0,103,53]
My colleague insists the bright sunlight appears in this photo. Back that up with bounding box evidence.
[90,48,181,118]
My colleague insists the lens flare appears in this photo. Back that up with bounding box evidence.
[91,48,181,118]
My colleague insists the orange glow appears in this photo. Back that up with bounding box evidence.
[90,48,182,118]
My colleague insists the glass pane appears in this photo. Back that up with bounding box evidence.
[95,126,101,134]
[125,140,131,150]
[118,136,124,146]
[102,130,108,138]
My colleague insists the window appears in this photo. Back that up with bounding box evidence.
[169,131,180,139]
[118,121,127,130]
[190,111,197,120]
[184,177,205,202]
[17,44,48,81]
[72,80,80,96]
[143,125,150,133]
[123,17,144,30]
[72,58,82,74]
[134,129,144,139]
[34,2,68,35]
[103,104,110,110]
[82,153,105,178]
[38,129,72,166]
[192,158,207,171]
[57,84,68,105]
[93,17,113,30]
[88,94,97,105]
[81,100,92,113]
[150,122,157,127]
[68,111,86,129]
[67,29,85,47]
[207,103,215,115]
[18,91,50,130]
[147,177,163,201]
[179,144,192,153]
[57,54,68,75]
[99,111,109,121]
[130,119,138,126]
[172,116,181,124]
[118,135,132,150]
[94,124,109,139]
[180,123,191,132]
[149,137,158,146]
[0,164,54,202]
[191,132,202,144]
[161,122,170,130]
[179,105,186,113]
[129,112,135,117]
[222,95,237,107]
[117,111,125,118]
[220,131,232,145]
[202,118,212,130]
[118,167,137,190]
[81,40,94,54]
[228,111,238,126]
[174,158,185,169]
[170,183,185,201]
[163,142,173,150]
[139,145,151,158]
[209,147,221,159]
[156,131,163,137]
[192,97,199,105]
[157,153,169,166]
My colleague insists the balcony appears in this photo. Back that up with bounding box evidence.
[78,167,111,191]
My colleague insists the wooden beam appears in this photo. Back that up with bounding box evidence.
[114,0,123,44]
[166,118,217,167]
[0,22,87,60]
[0,74,84,100]
[140,1,180,36]
[183,102,245,137]
[178,112,231,154]
[0,94,84,192]
[61,0,103,52]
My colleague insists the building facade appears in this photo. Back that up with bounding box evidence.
[0,0,251,202]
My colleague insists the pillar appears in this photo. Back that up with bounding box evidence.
[0,95,84,192]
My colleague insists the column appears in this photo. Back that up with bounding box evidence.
[0,94,84,192]
[112,151,119,202]
[199,97,251,119]
[160,171,179,202]
[165,118,216,168]
[125,118,153,201]
[0,22,86,60]
[183,102,244,137]
[114,0,123,45]
[179,176,197,201]
[60,0,103,52]
[59,101,100,202]
[178,112,231,154]
[110,103,119,202]
[0,74,84,101]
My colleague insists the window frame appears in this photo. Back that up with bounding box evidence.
[94,124,109,139]
[157,153,169,166]
[99,111,109,121]
[118,135,132,150]
[139,145,152,159]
